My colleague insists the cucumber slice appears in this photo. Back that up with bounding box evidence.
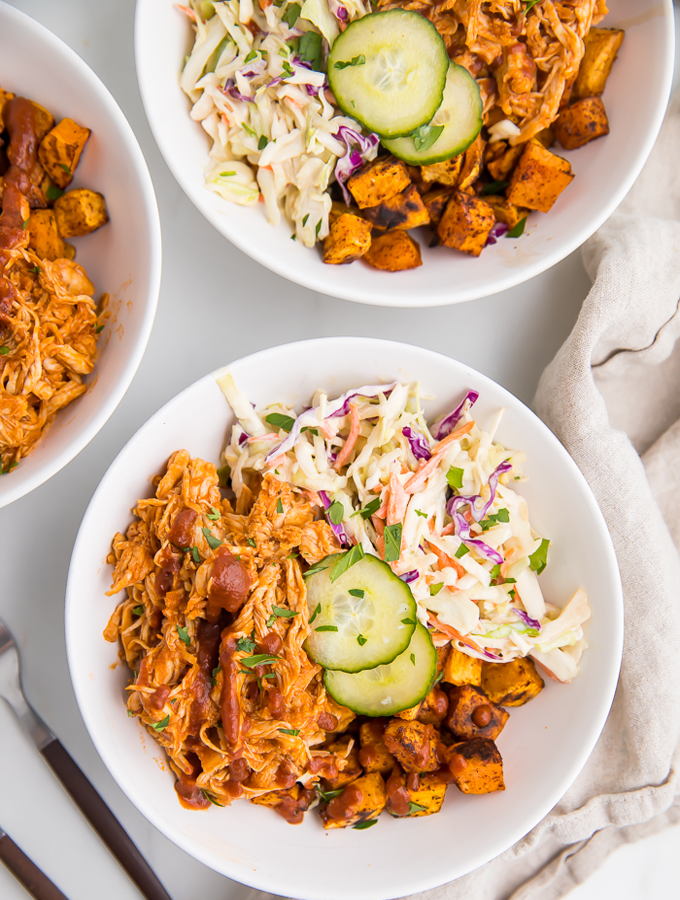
[327,10,449,139]
[305,552,417,673]
[324,623,437,716]
[382,62,483,165]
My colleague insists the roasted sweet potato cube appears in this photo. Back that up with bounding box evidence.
[437,191,495,257]
[481,657,545,706]
[0,87,15,131]
[39,118,91,189]
[443,643,482,686]
[448,739,505,794]
[573,27,625,100]
[363,230,422,271]
[362,185,430,232]
[394,702,421,721]
[29,101,55,141]
[422,187,453,225]
[27,209,66,261]
[329,200,362,224]
[320,772,386,829]
[506,141,574,213]
[554,97,610,151]
[534,127,555,149]
[483,195,530,230]
[417,685,449,726]
[53,188,109,237]
[321,737,363,790]
[457,135,485,191]
[250,783,315,824]
[348,156,410,209]
[62,242,76,261]
[383,719,439,773]
[358,721,396,775]
[419,154,463,187]
[322,213,372,265]
[487,144,524,181]
[407,772,448,817]
[445,684,509,740]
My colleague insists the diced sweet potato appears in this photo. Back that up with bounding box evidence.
[406,772,448,817]
[383,719,439,773]
[53,188,109,237]
[506,141,574,213]
[487,144,524,181]
[322,213,372,265]
[0,87,15,131]
[394,702,421,721]
[419,155,462,187]
[437,190,495,257]
[448,739,505,794]
[572,27,625,101]
[320,772,386,829]
[27,209,66,261]
[422,187,454,225]
[443,643,482,686]
[446,684,509,741]
[348,156,410,209]
[321,737,363,790]
[417,685,449,726]
[362,185,430,231]
[250,783,315,824]
[62,242,76,261]
[534,127,555,149]
[30,101,55,141]
[358,720,396,775]
[329,200,362,224]
[481,657,545,706]
[483,195,530,230]
[363,230,422,272]
[554,97,610,151]
[39,118,91,189]
[457,135,485,191]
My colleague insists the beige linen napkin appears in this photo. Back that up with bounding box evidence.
[261,93,680,900]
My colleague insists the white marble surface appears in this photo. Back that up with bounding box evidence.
[1,2,679,899]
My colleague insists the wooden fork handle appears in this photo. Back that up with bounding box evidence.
[0,829,69,900]
[41,739,173,900]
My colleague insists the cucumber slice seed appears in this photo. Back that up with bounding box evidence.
[327,10,449,139]
[382,61,483,165]
[323,622,437,716]
[305,552,417,673]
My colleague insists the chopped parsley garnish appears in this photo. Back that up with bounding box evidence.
[291,233,296,240]
[348,588,364,598]
[132,605,144,616]
[455,544,470,558]
[315,219,322,239]
[216,464,230,487]
[429,582,445,596]
[242,122,256,138]
[481,179,509,196]
[279,727,301,736]
[298,31,323,71]
[317,786,344,802]
[266,606,299,627]
[328,500,344,524]
[415,509,428,518]
[309,602,321,623]
[302,213,309,226]
[446,466,464,489]
[45,184,64,201]
[304,561,329,579]
[276,498,284,514]
[507,216,528,238]
[350,497,380,519]
[257,134,268,151]
[59,163,72,175]
[244,48,258,63]
[202,527,222,549]
[266,412,295,432]
[433,670,444,685]
[236,636,256,654]
[0,346,10,355]
[490,564,501,579]
[286,550,299,559]
[211,664,222,686]
[30,265,41,274]
[152,714,170,732]
[523,0,542,11]
[334,54,366,70]
[383,523,402,563]
[353,819,377,830]
[301,426,319,436]
[22,218,29,230]
[191,546,201,564]
[329,544,365,582]
[529,538,550,575]
[401,617,415,626]
[207,506,220,521]
[315,625,338,632]
[177,625,191,646]
[509,588,517,599]
[219,171,236,177]
[282,2,301,27]
[410,653,416,666]
[281,60,294,77]
[202,790,224,807]
[357,634,367,645]
[408,802,427,814]
[0,458,18,474]
[95,324,105,334]
[480,508,510,530]
[241,654,279,668]
[411,123,444,152]
[247,537,256,547]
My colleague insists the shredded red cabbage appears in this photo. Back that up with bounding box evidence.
[513,608,541,631]
[237,431,248,446]
[330,0,348,20]
[485,222,509,246]
[402,426,432,461]
[432,390,479,440]
[318,490,350,547]
[446,460,513,526]
[398,570,419,584]
[224,80,255,103]
[447,502,504,566]
[333,126,380,206]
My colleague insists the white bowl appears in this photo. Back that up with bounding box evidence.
[66,337,623,900]
[0,1,161,507]
[135,0,673,308]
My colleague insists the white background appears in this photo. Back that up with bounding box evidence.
[0,2,679,899]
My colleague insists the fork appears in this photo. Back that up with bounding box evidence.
[0,616,173,900]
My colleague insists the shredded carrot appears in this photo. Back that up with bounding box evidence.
[371,515,385,536]
[404,420,474,493]
[428,613,485,655]
[267,454,286,469]
[246,432,279,443]
[175,4,197,21]
[333,403,360,472]
[303,490,322,508]
[319,419,336,441]
[387,472,408,526]
[426,539,466,579]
